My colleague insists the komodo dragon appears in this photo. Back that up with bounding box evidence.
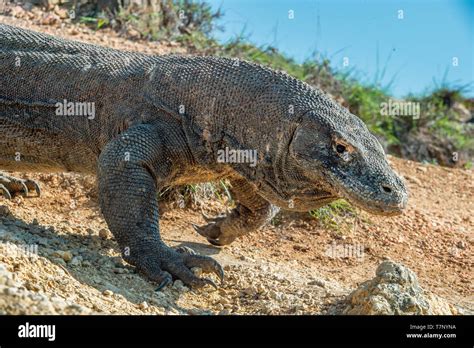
[0,24,408,289]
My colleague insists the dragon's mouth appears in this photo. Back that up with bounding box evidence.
[296,189,337,205]
[258,180,339,211]
[323,168,408,216]
[344,193,407,216]
[333,182,408,216]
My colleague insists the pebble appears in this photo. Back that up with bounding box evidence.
[218,297,230,305]
[54,6,69,20]
[70,256,82,267]
[256,284,266,294]
[173,280,187,292]
[111,257,123,267]
[86,228,95,236]
[416,166,427,172]
[98,229,110,239]
[308,279,326,288]
[102,290,113,296]
[52,257,67,267]
[62,251,73,263]
[243,286,256,296]
[269,290,283,301]
[37,238,49,246]
[407,176,422,186]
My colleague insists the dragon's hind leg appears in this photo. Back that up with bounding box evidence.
[193,178,279,246]
[0,172,41,199]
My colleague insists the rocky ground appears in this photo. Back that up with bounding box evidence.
[0,7,472,315]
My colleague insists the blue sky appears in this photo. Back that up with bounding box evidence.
[206,0,473,97]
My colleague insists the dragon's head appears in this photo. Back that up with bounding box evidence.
[255,102,408,215]
[282,107,408,215]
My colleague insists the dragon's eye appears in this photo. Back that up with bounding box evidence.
[336,144,346,154]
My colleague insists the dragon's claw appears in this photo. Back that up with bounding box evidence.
[0,173,41,199]
[142,246,224,291]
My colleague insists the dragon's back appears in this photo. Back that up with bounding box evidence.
[0,24,156,173]
[0,24,328,173]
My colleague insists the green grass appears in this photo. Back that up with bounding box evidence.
[309,200,357,230]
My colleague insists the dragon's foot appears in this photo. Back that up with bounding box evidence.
[192,213,237,246]
[135,245,224,291]
[0,173,41,199]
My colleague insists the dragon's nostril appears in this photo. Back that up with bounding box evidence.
[382,185,392,193]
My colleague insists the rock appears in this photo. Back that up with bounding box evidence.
[416,166,427,173]
[62,251,73,262]
[452,102,471,122]
[243,286,256,296]
[139,301,149,310]
[41,13,60,26]
[406,175,422,186]
[70,256,82,267]
[269,290,283,301]
[37,238,49,246]
[53,5,69,19]
[127,28,141,40]
[0,264,16,286]
[24,281,41,292]
[218,297,230,305]
[342,261,458,315]
[308,279,326,288]
[98,229,110,239]
[172,280,187,292]
[51,257,67,267]
[4,287,19,296]
[110,257,123,267]
[102,283,121,294]
[256,283,266,294]
[0,206,11,217]
[10,5,26,18]
[102,289,113,296]
[85,228,95,236]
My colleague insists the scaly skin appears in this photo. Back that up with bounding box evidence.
[0,24,408,289]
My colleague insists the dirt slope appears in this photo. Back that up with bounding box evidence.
[0,11,472,315]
